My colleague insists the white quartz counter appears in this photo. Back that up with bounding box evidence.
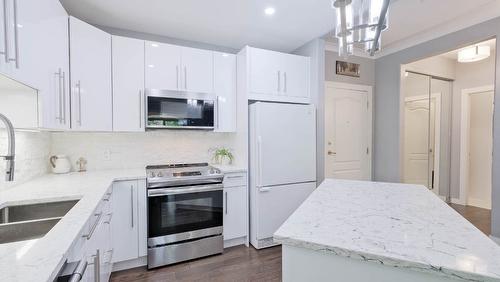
[211,164,247,173]
[274,179,500,282]
[0,169,146,282]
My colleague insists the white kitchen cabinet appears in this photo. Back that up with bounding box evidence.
[112,36,145,132]
[246,46,310,104]
[69,16,112,131]
[145,41,213,94]
[181,47,213,93]
[0,0,70,130]
[137,179,148,257]
[223,186,247,241]
[214,52,236,132]
[111,180,139,263]
[145,41,181,91]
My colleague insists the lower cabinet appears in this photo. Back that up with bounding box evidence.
[111,179,147,264]
[223,185,247,240]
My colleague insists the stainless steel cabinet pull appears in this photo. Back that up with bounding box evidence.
[76,81,82,126]
[184,66,187,89]
[226,175,243,179]
[11,0,18,68]
[62,71,66,123]
[225,191,228,215]
[54,69,62,122]
[139,90,142,129]
[284,72,287,93]
[2,0,8,62]
[83,212,102,240]
[130,185,134,228]
[176,65,179,89]
[277,71,281,92]
[94,249,100,282]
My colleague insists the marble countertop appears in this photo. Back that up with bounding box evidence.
[211,164,247,173]
[274,179,500,282]
[0,169,146,282]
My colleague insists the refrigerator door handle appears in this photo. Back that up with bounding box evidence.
[259,187,271,192]
[257,135,263,187]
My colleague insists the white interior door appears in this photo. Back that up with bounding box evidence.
[467,91,493,209]
[324,83,372,180]
[253,102,316,186]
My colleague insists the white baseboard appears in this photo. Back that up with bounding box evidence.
[467,197,491,210]
[112,256,147,272]
[224,237,247,248]
[490,236,500,246]
[451,197,465,205]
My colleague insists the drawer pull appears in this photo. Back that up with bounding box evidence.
[83,212,102,240]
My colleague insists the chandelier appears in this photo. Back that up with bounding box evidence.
[332,0,390,57]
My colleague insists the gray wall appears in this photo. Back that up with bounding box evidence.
[294,39,326,185]
[325,51,375,85]
[374,17,500,237]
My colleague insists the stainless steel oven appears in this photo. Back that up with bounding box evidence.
[146,164,224,269]
[146,90,215,130]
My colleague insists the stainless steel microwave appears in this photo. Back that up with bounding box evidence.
[146,90,215,130]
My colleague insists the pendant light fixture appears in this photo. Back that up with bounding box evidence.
[332,0,391,57]
[457,45,491,63]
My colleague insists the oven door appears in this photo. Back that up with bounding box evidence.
[147,184,223,247]
[146,91,215,129]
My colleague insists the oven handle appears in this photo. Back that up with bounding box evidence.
[147,183,223,197]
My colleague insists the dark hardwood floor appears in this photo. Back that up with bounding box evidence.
[450,203,491,235]
[111,245,282,282]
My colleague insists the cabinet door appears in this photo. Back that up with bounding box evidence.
[283,55,310,99]
[214,52,236,132]
[249,47,281,96]
[181,47,213,93]
[145,41,181,91]
[69,16,112,131]
[112,36,145,132]
[111,180,139,263]
[137,179,148,257]
[223,186,247,240]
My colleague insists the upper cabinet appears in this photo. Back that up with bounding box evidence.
[0,0,70,130]
[112,36,145,132]
[145,41,214,94]
[69,16,112,131]
[246,46,310,104]
[214,52,237,132]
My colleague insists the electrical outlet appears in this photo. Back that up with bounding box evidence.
[103,149,111,161]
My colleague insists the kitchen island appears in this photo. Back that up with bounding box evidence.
[274,179,500,282]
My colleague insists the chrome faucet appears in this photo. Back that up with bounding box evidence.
[0,113,15,181]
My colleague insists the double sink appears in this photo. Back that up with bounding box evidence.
[0,200,79,244]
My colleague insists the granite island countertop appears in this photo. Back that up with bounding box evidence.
[274,179,500,282]
[0,169,146,282]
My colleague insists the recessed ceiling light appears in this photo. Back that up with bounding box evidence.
[264,7,275,16]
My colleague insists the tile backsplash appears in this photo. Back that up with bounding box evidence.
[0,130,51,190]
[50,131,239,171]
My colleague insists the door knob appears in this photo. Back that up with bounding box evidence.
[328,150,336,155]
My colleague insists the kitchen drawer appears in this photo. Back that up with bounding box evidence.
[223,172,247,188]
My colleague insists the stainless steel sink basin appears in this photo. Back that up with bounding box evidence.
[0,200,78,244]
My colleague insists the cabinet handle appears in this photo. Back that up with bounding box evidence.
[139,90,142,129]
[226,175,243,179]
[284,72,287,93]
[225,191,228,215]
[11,0,18,68]
[83,212,102,240]
[176,65,179,89]
[2,0,8,62]
[54,69,63,122]
[62,71,66,124]
[130,185,134,228]
[184,66,187,89]
[215,96,220,130]
[94,249,100,282]
[277,71,281,92]
[76,81,82,126]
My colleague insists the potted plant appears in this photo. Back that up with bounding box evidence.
[212,147,234,165]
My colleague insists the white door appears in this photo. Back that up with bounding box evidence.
[467,91,493,209]
[145,41,181,91]
[214,52,236,132]
[223,186,246,240]
[252,102,316,186]
[181,47,213,93]
[403,95,440,191]
[324,83,372,180]
[283,54,310,99]
[256,182,315,239]
[111,180,139,263]
[69,16,112,131]
[249,47,281,96]
[112,36,145,132]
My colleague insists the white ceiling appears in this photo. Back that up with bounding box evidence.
[60,0,500,53]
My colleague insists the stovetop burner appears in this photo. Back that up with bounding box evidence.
[146,163,223,188]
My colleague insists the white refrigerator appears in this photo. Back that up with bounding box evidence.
[249,102,317,249]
